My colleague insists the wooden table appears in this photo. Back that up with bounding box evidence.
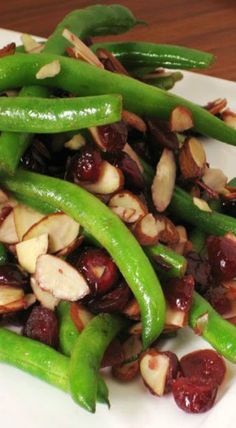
[1,0,236,80]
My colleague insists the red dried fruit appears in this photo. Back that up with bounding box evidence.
[0,43,16,58]
[180,349,226,387]
[162,351,181,393]
[23,305,58,348]
[164,275,195,312]
[112,360,139,382]
[96,48,129,75]
[94,121,128,153]
[186,251,212,293]
[77,248,119,295]
[112,152,145,192]
[87,281,131,313]
[101,339,124,368]
[67,147,102,183]
[172,376,218,413]
[0,264,28,288]
[207,234,236,281]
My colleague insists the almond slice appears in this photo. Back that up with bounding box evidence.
[179,137,206,179]
[156,215,179,245]
[23,212,80,253]
[0,285,24,306]
[140,350,170,396]
[0,297,27,314]
[222,109,236,129]
[30,276,59,310]
[70,302,94,332]
[82,161,124,194]
[172,225,189,255]
[109,191,147,224]
[123,143,143,173]
[205,98,227,115]
[165,303,187,327]
[36,60,61,79]
[16,233,48,274]
[13,204,45,241]
[63,28,104,68]
[170,106,194,132]
[193,197,212,213]
[21,34,43,53]
[122,110,147,133]
[202,167,228,193]
[151,148,176,212]
[132,213,161,245]
[35,254,90,301]
[0,210,18,244]
[64,133,86,150]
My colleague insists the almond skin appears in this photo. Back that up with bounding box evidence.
[109,191,147,224]
[179,137,206,179]
[132,213,161,246]
[170,106,194,132]
[152,148,176,213]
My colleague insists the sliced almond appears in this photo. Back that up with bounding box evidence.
[89,127,107,151]
[16,233,48,274]
[140,350,170,396]
[23,212,80,253]
[112,360,139,382]
[123,143,143,173]
[14,204,45,241]
[0,297,27,314]
[151,148,176,213]
[56,235,83,257]
[82,161,124,195]
[0,285,24,306]
[0,190,9,205]
[36,60,61,79]
[35,254,90,301]
[122,110,147,133]
[70,302,94,332]
[222,109,236,129]
[194,312,209,335]
[21,34,43,53]
[202,167,228,194]
[170,106,194,132]
[0,210,18,244]
[30,276,59,310]
[132,213,160,245]
[172,225,188,255]
[193,197,212,213]
[205,98,227,115]
[123,298,141,320]
[129,321,142,336]
[64,134,86,150]
[109,191,147,224]
[165,303,187,328]
[179,137,206,179]
[63,28,103,68]
[156,215,179,245]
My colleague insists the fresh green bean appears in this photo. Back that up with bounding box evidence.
[1,169,166,348]
[228,177,236,187]
[69,313,125,412]
[170,186,236,236]
[92,41,215,70]
[0,95,121,133]
[142,71,183,90]
[189,292,236,363]
[0,243,7,265]
[145,243,187,278]
[1,53,235,146]
[189,228,206,253]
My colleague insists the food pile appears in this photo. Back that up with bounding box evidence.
[0,4,236,415]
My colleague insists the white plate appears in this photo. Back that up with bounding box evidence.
[0,29,236,428]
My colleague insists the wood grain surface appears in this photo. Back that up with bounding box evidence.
[1,0,236,80]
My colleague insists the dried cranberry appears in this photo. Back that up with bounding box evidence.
[221,198,236,217]
[67,147,102,183]
[23,305,58,348]
[101,339,124,368]
[205,285,231,316]
[97,121,128,153]
[87,282,131,313]
[164,275,195,312]
[0,264,28,288]
[186,251,212,294]
[112,152,145,192]
[207,234,236,281]
[180,349,226,387]
[76,248,119,295]
[162,351,181,393]
[172,376,218,413]
[147,119,179,150]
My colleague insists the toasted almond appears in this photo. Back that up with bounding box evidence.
[36,60,61,79]
[56,235,84,257]
[179,137,206,179]
[30,276,59,310]
[156,215,179,245]
[171,225,189,255]
[109,191,147,224]
[151,148,176,212]
[194,312,209,335]
[193,197,212,212]
[0,285,24,306]
[23,212,80,253]
[202,167,228,194]
[165,303,187,328]
[129,321,142,336]
[140,350,170,396]
[205,98,227,115]
[96,47,129,75]
[64,133,86,150]
[70,302,94,332]
[63,28,104,68]
[13,204,45,241]
[132,213,160,245]
[112,360,139,382]
[24,293,37,308]
[36,254,90,301]
[123,143,143,173]
[0,296,27,314]
[0,42,16,58]
[122,110,147,133]
[16,233,48,274]
[222,109,236,129]
[170,106,194,132]
[0,190,9,204]
[89,126,107,151]
[21,34,43,53]
[123,298,141,320]
[81,161,124,195]
[0,210,18,244]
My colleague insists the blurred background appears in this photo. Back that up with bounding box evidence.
[1,0,236,79]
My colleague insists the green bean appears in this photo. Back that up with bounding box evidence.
[0,95,121,133]
[170,186,236,236]
[228,177,236,187]
[189,228,206,253]
[189,292,236,363]
[145,243,187,278]
[1,53,235,146]
[0,243,7,265]
[1,169,166,348]
[69,313,125,412]
[142,71,183,90]
[57,301,109,406]
[92,41,215,70]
